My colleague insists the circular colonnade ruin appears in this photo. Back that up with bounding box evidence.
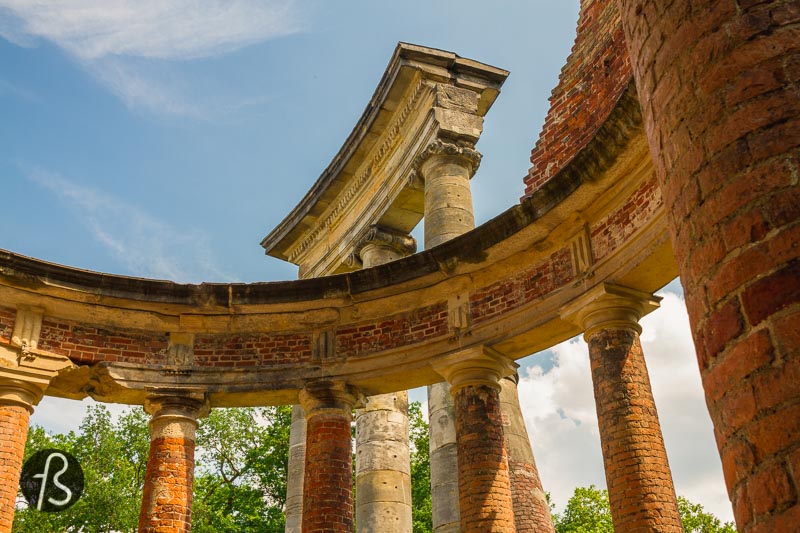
[0,1,798,532]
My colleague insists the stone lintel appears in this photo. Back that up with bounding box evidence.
[431,346,518,393]
[299,381,364,418]
[560,283,661,339]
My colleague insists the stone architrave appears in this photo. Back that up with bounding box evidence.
[354,227,416,533]
[138,390,209,533]
[561,283,682,532]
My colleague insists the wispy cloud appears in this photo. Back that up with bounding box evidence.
[518,292,733,522]
[0,78,38,102]
[0,0,303,116]
[23,165,235,283]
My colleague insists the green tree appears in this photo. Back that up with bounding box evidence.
[678,496,736,533]
[192,405,291,533]
[554,485,613,533]
[409,401,432,533]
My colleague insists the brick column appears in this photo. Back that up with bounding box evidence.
[616,1,800,529]
[355,226,416,533]
[433,346,518,533]
[419,140,481,533]
[499,375,554,532]
[0,380,40,533]
[562,283,682,532]
[139,391,208,533]
[299,381,363,533]
[284,405,305,533]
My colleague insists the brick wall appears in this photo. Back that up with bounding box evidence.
[335,303,447,358]
[194,333,311,367]
[523,0,632,197]
[471,248,572,325]
[591,175,662,262]
[616,0,800,530]
[0,309,13,345]
[38,320,167,364]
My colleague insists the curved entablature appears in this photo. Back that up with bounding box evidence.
[0,84,677,409]
[260,42,509,278]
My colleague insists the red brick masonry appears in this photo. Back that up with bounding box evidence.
[0,405,30,533]
[454,384,516,532]
[617,0,800,529]
[588,328,682,532]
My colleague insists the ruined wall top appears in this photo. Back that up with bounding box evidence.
[523,0,632,197]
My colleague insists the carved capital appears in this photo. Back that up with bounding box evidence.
[145,388,209,440]
[354,225,417,267]
[431,346,518,394]
[299,381,364,419]
[413,139,482,177]
[560,283,661,340]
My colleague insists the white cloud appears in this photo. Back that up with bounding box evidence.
[518,291,734,522]
[0,0,301,60]
[24,166,235,283]
[30,396,131,435]
[0,0,302,116]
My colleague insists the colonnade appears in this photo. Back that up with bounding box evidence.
[0,140,684,533]
[0,294,686,533]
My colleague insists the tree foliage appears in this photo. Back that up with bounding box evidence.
[678,496,737,533]
[553,485,614,533]
[192,405,291,533]
[409,401,432,533]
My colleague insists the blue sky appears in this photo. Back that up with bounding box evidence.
[0,1,733,521]
[0,0,578,283]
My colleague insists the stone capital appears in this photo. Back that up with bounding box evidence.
[353,225,417,268]
[431,346,518,394]
[144,388,209,440]
[299,381,364,419]
[0,376,46,413]
[560,283,661,340]
[414,139,482,178]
